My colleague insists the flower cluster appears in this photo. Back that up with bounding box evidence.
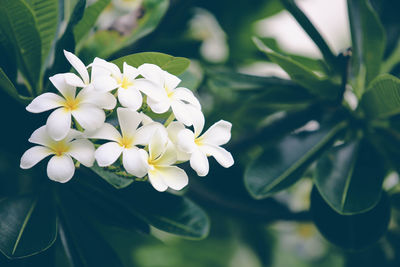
[20,50,234,191]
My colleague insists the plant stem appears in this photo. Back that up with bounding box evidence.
[280,0,338,71]
[164,113,175,127]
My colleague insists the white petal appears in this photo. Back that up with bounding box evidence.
[123,62,139,78]
[95,142,123,166]
[47,154,75,183]
[72,104,105,131]
[78,87,116,110]
[139,112,153,125]
[154,166,188,191]
[92,76,119,92]
[200,120,232,146]
[167,122,190,161]
[29,125,53,146]
[64,50,89,84]
[117,87,143,110]
[90,57,112,79]
[64,129,84,142]
[67,139,95,167]
[85,123,121,141]
[177,129,197,153]
[190,149,209,177]
[147,96,171,114]
[46,108,72,141]
[148,169,168,192]
[153,141,177,166]
[172,87,201,109]
[134,122,166,146]
[192,107,205,137]
[163,71,181,90]
[117,108,142,137]
[63,73,86,88]
[49,74,76,99]
[26,93,63,113]
[149,129,168,161]
[135,79,166,102]
[200,144,234,168]
[138,63,164,86]
[171,101,202,126]
[122,148,149,178]
[20,146,53,169]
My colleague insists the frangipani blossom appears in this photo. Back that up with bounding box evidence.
[91,60,161,110]
[88,108,165,177]
[26,74,106,141]
[177,113,234,176]
[167,121,190,161]
[138,63,202,126]
[142,130,188,192]
[20,126,95,183]
[63,50,116,110]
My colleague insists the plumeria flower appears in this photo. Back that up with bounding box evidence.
[87,108,165,177]
[141,130,188,192]
[91,60,161,110]
[63,50,116,110]
[138,63,202,126]
[20,126,95,183]
[177,112,234,176]
[26,74,107,141]
[166,121,190,161]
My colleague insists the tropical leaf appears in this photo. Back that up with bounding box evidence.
[112,52,190,76]
[90,164,134,189]
[361,74,400,118]
[0,68,32,104]
[0,0,42,91]
[245,121,346,199]
[253,37,341,100]
[0,192,57,259]
[73,0,111,43]
[314,140,386,215]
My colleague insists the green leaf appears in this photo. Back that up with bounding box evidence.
[0,68,32,104]
[310,187,390,250]
[0,192,57,259]
[57,189,125,267]
[112,52,190,76]
[26,0,59,63]
[253,37,341,100]
[361,74,400,118]
[90,164,134,189]
[77,175,210,239]
[0,0,42,91]
[244,121,346,199]
[314,140,386,215]
[79,0,169,60]
[348,0,386,90]
[73,0,111,43]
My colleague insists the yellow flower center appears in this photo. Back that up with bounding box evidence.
[118,136,134,149]
[194,137,203,146]
[63,97,80,111]
[118,76,133,89]
[51,141,70,156]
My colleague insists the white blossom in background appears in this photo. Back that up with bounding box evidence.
[177,112,234,176]
[88,108,165,177]
[91,60,162,110]
[26,74,107,141]
[142,130,188,192]
[20,126,95,183]
[139,63,203,126]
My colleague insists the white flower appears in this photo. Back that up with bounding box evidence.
[20,126,95,183]
[177,112,234,176]
[26,74,107,141]
[166,121,190,161]
[141,130,189,192]
[91,60,161,110]
[138,63,202,126]
[63,50,116,110]
[88,107,165,177]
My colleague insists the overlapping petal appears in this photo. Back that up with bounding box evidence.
[47,154,75,183]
